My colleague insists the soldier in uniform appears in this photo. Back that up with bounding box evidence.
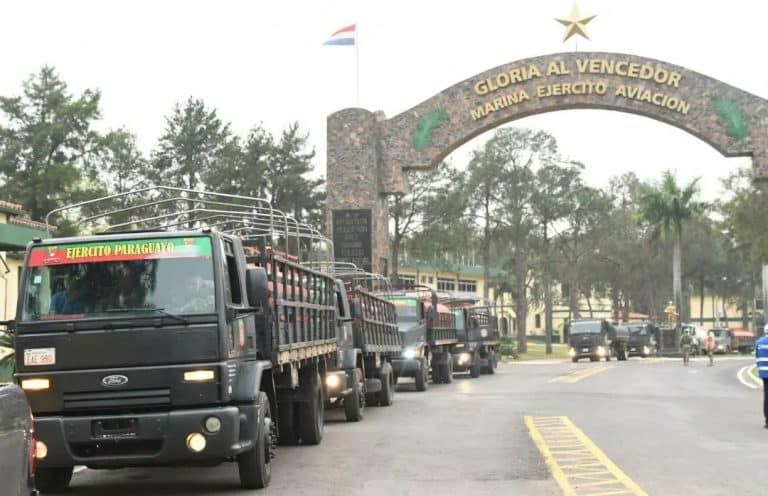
[680,331,693,366]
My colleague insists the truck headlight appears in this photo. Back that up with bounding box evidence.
[403,348,420,359]
[184,370,215,382]
[569,348,576,358]
[21,378,50,391]
[597,346,606,357]
[458,352,472,365]
[643,346,650,355]
[325,373,342,389]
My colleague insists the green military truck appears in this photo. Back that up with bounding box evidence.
[11,189,342,492]
[451,306,500,377]
[568,318,630,362]
[384,288,458,390]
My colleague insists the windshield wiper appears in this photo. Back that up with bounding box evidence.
[104,307,189,325]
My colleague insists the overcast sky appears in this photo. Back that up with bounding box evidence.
[2,0,766,201]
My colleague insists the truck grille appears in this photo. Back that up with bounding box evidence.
[63,388,171,412]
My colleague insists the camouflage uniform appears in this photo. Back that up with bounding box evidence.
[680,333,693,366]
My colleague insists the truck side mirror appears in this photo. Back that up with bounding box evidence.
[245,267,269,306]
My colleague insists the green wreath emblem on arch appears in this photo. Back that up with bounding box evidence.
[412,107,448,152]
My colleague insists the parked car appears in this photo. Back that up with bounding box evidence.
[0,383,37,496]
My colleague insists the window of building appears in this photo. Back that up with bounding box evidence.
[535,313,541,329]
[437,278,455,291]
[458,279,477,293]
[398,275,416,287]
[428,276,434,284]
[420,275,427,283]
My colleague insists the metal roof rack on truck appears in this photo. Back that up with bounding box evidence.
[304,261,392,294]
[44,186,333,263]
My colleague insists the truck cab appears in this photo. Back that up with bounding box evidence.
[568,318,629,362]
[451,306,500,377]
[13,231,275,492]
[627,322,659,358]
[387,295,431,391]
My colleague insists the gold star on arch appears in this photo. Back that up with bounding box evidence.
[555,2,597,42]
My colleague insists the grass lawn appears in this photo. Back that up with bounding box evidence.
[505,342,570,361]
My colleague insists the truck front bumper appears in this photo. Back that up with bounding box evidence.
[34,404,259,469]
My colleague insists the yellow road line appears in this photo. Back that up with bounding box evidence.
[525,416,647,496]
[550,366,614,383]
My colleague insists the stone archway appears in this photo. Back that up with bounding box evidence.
[327,51,768,273]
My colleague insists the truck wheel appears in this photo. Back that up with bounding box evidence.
[35,466,74,493]
[432,363,443,384]
[297,371,324,445]
[469,361,480,378]
[277,402,298,445]
[571,357,578,363]
[344,370,364,422]
[589,357,597,362]
[238,392,274,489]
[415,357,429,391]
[377,363,395,406]
[487,353,496,375]
[445,356,454,382]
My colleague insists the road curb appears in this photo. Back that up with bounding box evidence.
[737,365,761,390]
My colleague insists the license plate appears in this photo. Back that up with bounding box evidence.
[24,348,56,366]
[581,348,589,353]
[630,348,637,352]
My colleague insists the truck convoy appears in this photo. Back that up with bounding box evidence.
[568,318,630,362]
[9,188,350,492]
[6,187,501,492]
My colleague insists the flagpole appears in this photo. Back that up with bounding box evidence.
[355,23,360,106]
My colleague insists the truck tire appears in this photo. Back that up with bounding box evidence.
[238,392,274,489]
[571,357,578,363]
[297,371,324,445]
[487,353,496,375]
[469,359,480,378]
[415,357,429,391]
[344,370,364,422]
[444,356,454,382]
[377,362,395,406]
[432,363,444,384]
[35,466,74,493]
[277,402,298,445]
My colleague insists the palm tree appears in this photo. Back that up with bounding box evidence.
[639,170,707,343]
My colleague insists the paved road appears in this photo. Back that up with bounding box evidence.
[62,355,765,496]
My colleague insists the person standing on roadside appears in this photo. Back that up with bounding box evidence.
[680,331,693,366]
[705,331,715,366]
[756,329,768,429]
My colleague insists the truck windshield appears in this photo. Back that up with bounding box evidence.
[629,326,647,335]
[454,310,466,339]
[21,237,215,322]
[390,298,419,329]
[713,329,728,337]
[570,321,601,335]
